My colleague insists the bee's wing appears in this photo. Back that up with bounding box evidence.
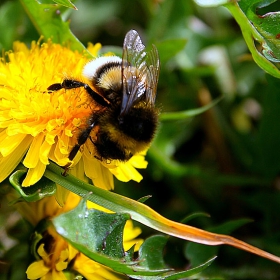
[121,30,160,116]
[145,44,160,105]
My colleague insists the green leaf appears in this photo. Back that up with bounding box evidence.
[127,236,216,279]
[30,232,43,260]
[160,96,223,121]
[224,1,280,78]
[53,200,128,259]
[35,0,76,9]
[165,256,216,280]
[53,201,170,276]
[52,0,77,10]
[127,257,216,280]
[9,170,56,202]
[137,195,152,203]
[20,0,89,53]
[138,235,168,270]
[239,0,280,62]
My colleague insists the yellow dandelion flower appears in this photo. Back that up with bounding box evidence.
[26,228,77,280]
[26,228,128,280]
[0,40,149,190]
[14,191,142,280]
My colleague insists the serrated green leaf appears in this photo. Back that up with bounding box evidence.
[53,200,128,259]
[239,0,280,62]
[102,219,127,259]
[9,170,56,202]
[223,1,280,77]
[52,201,208,278]
[53,201,178,277]
[124,244,136,262]
[20,0,89,53]
[253,12,280,62]
[238,0,278,17]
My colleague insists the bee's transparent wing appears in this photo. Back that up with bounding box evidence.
[145,45,160,105]
[121,30,160,116]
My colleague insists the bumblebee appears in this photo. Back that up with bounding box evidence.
[48,30,160,166]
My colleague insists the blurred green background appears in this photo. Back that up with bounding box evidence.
[1,0,280,279]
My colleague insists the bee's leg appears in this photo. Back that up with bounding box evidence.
[48,80,109,107]
[48,79,88,91]
[63,119,96,176]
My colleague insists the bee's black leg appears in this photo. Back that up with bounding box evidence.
[48,79,109,107]
[47,83,64,91]
[62,117,97,176]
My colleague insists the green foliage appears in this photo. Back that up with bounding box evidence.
[53,200,214,278]
[51,0,76,10]
[20,0,88,53]
[53,201,132,268]
[196,0,280,77]
[239,0,280,61]
[138,235,168,270]
[9,169,56,202]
